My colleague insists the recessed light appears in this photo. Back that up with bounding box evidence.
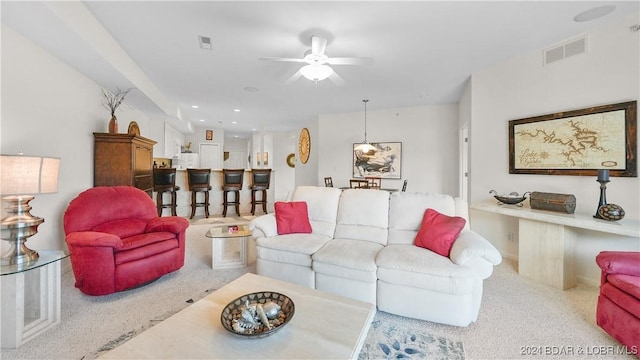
[192,105,199,109]
[234,109,240,112]
[199,119,205,122]
[573,5,616,22]
[244,86,259,93]
[231,121,238,124]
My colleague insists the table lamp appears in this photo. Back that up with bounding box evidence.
[0,154,60,266]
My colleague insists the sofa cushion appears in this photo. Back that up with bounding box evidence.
[334,189,390,245]
[275,201,312,235]
[116,232,178,252]
[608,274,640,301]
[312,238,382,282]
[92,219,149,240]
[376,245,478,294]
[388,192,468,245]
[601,282,640,319]
[414,209,466,257]
[255,233,332,267]
[291,186,342,237]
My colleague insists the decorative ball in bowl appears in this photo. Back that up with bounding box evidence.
[221,291,295,339]
[489,190,530,206]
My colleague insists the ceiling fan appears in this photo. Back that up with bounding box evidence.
[259,35,373,85]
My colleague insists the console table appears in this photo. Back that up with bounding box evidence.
[470,201,639,290]
[1,251,68,348]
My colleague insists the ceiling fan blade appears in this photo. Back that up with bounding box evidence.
[311,36,327,56]
[284,70,302,85]
[327,57,374,66]
[259,56,306,63]
[328,71,345,86]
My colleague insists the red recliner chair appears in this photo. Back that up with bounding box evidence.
[64,186,189,295]
[596,251,640,355]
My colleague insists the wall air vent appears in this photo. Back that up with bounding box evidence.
[198,35,212,50]
[544,35,587,65]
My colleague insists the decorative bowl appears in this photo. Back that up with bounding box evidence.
[597,203,625,221]
[489,190,530,206]
[221,291,295,339]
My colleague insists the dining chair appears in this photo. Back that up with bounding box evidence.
[350,179,369,189]
[365,176,381,189]
[324,177,334,187]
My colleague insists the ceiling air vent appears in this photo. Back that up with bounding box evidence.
[544,35,587,65]
[198,35,212,50]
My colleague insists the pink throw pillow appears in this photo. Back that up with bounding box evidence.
[414,208,466,257]
[274,201,312,235]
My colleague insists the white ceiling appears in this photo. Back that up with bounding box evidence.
[2,1,638,138]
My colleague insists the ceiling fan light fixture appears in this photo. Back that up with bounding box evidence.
[300,63,333,82]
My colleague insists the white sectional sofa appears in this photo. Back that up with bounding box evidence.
[249,186,502,326]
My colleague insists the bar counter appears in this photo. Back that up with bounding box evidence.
[156,169,274,218]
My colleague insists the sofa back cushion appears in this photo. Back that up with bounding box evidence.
[388,192,470,245]
[64,186,157,235]
[291,186,342,238]
[334,189,390,245]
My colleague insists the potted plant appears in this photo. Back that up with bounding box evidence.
[101,87,131,133]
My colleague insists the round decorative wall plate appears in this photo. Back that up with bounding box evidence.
[298,128,310,164]
[286,153,296,168]
[127,121,140,135]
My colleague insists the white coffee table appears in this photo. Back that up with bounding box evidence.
[205,224,251,269]
[99,273,375,359]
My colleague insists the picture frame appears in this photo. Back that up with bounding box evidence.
[206,130,213,141]
[353,142,402,179]
[509,101,637,177]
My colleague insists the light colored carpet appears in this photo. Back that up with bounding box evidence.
[1,217,633,359]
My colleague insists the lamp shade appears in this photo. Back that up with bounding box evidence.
[300,63,333,81]
[0,155,60,196]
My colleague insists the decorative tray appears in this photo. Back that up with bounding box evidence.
[489,190,530,206]
[221,291,295,339]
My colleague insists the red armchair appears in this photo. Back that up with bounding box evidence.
[64,186,189,295]
[596,251,640,355]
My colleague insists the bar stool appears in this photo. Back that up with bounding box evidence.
[187,168,212,219]
[153,168,180,216]
[250,169,272,215]
[222,169,244,217]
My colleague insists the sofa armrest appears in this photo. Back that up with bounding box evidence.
[145,216,190,234]
[249,213,278,238]
[65,231,122,248]
[449,230,503,267]
[596,251,640,277]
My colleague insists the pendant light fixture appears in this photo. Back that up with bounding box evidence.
[354,99,377,154]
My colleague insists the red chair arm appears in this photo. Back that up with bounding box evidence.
[596,251,640,277]
[65,231,123,248]
[145,217,190,234]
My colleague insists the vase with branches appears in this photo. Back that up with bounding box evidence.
[101,87,131,133]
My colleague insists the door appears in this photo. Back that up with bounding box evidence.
[199,143,220,169]
[459,124,469,201]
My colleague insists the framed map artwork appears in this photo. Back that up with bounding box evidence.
[509,101,637,177]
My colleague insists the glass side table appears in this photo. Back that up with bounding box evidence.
[205,225,251,269]
[1,250,69,348]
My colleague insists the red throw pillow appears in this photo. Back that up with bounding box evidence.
[414,208,466,257]
[274,201,312,235]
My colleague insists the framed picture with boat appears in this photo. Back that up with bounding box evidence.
[353,142,402,179]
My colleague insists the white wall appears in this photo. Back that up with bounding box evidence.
[273,131,296,201]
[469,12,640,286]
[318,105,459,194]
[0,24,151,252]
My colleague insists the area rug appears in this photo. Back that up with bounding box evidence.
[194,215,255,225]
[359,312,465,360]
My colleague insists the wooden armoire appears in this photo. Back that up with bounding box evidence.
[93,133,157,196]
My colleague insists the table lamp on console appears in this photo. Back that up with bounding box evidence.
[0,154,60,266]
